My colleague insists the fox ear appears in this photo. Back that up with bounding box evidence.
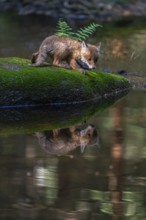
[81,41,88,51]
[96,42,101,51]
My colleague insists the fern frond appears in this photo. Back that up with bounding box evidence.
[55,20,102,41]
[74,23,102,41]
[56,19,74,37]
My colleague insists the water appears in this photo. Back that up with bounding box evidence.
[0,13,146,219]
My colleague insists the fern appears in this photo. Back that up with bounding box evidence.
[56,20,102,41]
[74,23,102,41]
[56,19,74,37]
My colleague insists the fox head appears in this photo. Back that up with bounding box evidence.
[77,41,100,70]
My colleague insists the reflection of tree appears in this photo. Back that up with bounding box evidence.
[109,101,124,219]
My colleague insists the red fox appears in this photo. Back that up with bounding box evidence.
[31,35,100,71]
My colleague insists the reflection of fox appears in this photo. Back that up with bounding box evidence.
[31,35,100,71]
[35,124,98,154]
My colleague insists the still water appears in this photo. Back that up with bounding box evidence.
[0,13,146,219]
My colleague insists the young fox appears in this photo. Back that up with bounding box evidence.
[31,35,100,71]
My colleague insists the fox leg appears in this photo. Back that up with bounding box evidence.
[69,59,79,69]
[31,52,39,64]
[53,129,60,137]
[31,51,47,66]
[52,57,62,67]
[53,56,71,69]
[69,59,85,73]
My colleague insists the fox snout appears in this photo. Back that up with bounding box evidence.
[88,66,96,70]
[77,58,96,70]
[82,63,96,70]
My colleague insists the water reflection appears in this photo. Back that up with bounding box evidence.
[35,124,98,154]
[0,95,129,220]
[1,90,146,219]
[0,93,128,136]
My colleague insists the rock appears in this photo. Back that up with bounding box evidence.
[0,57,131,108]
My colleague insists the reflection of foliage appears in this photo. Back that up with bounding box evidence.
[81,189,145,216]
[34,159,58,206]
[56,19,102,41]
[45,162,58,205]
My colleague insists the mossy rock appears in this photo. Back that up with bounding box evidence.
[0,57,130,107]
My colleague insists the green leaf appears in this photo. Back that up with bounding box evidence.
[74,22,102,41]
[56,19,74,37]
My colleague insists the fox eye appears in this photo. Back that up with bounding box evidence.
[88,58,92,61]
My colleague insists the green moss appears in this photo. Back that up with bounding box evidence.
[0,57,130,107]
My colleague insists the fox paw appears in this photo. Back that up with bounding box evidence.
[79,68,86,74]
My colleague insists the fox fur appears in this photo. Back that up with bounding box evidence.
[31,35,100,71]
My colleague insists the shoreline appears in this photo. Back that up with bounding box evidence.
[1,1,146,22]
